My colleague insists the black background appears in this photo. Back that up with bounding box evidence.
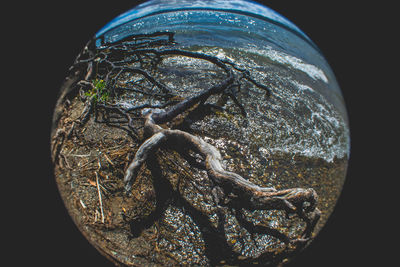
[7,1,395,266]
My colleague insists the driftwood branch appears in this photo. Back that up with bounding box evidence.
[67,31,321,260]
[123,107,320,243]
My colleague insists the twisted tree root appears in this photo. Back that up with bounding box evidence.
[124,109,321,243]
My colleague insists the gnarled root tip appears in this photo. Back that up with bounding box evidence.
[279,188,318,214]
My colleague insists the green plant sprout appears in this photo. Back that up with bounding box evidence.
[85,79,110,102]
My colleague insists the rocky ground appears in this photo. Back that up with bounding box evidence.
[51,43,348,266]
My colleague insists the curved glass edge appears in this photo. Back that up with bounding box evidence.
[96,0,312,44]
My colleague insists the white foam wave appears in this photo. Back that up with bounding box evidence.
[291,80,315,93]
[249,46,328,83]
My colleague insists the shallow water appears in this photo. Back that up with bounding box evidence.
[98,7,348,122]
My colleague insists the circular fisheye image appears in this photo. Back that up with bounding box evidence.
[50,1,350,266]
